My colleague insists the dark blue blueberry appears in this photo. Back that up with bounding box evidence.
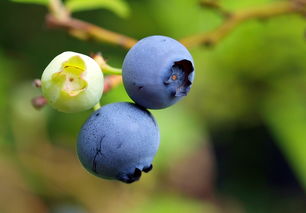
[77,102,160,183]
[122,35,195,109]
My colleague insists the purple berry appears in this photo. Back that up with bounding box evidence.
[77,102,160,183]
[122,35,195,109]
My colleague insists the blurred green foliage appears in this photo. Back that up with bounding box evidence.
[12,0,130,18]
[1,0,306,212]
[66,0,130,18]
[12,0,48,5]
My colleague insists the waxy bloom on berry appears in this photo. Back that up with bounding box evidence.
[41,52,103,113]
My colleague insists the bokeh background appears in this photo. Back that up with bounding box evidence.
[0,0,305,212]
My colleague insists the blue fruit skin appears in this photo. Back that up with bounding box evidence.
[77,102,160,183]
[122,35,195,109]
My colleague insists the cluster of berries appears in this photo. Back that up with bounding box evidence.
[41,36,195,183]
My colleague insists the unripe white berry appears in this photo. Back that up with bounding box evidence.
[41,51,103,113]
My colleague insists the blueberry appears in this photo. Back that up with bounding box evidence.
[122,35,195,109]
[77,102,160,183]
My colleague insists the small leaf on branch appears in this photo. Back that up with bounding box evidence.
[11,0,48,5]
[65,0,130,18]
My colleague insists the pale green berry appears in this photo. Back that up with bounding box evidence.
[41,51,103,113]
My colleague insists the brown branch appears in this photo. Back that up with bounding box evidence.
[46,0,137,49]
[38,0,304,98]
[180,1,306,48]
[200,0,221,9]
[46,15,137,49]
[199,0,231,18]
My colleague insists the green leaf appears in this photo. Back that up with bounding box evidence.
[65,0,130,18]
[262,87,306,190]
[130,194,217,213]
[10,0,48,5]
[152,105,205,170]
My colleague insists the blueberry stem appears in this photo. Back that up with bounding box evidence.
[102,66,122,75]
[92,53,122,75]
[93,103,101,111]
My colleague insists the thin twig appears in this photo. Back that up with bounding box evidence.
[199,0,231,17]
[46,15,137,49]
[91,53,123,92]
[42,0,305,96]
[46,0,137,49]
[48,0,70,21]
[46,0,305,49]
[91,53,122,75]
[180,1,306,48]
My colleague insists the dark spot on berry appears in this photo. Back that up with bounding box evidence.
[143,164,153,173]
[116,143,123,149]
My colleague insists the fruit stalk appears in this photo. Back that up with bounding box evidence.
[92,53,122,75]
